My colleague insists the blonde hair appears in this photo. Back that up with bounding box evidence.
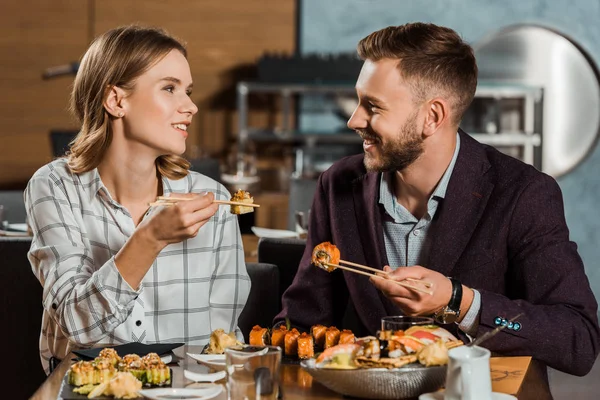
[68,25,190,179]
[358,23,478,126]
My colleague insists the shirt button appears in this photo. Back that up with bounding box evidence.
[413,229,420,236]
[136,320,142,327]
[52,303,58,310]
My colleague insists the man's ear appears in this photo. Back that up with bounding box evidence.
[103,85,127,118]
[422,98,448,137]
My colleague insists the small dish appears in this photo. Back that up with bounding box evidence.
[187,353,227,371]
[419,390,516,400]
[251,226,298,239]
[184,369,227,383]
[138,386,223,400]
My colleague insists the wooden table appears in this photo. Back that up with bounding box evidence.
[31,345,553,400]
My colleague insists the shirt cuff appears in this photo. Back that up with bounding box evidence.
[458,289,481,337]
[93,257,142,306]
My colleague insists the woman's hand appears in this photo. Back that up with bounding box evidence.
[140,192,220,249]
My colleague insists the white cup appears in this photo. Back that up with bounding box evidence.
[445,345,492,400]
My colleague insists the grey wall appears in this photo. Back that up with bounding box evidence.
[300,0,600,307]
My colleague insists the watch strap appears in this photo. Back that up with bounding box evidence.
[447,277,463,313]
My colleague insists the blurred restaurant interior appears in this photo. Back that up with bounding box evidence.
[2,0,600,398]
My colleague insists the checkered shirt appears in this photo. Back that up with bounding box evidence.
[25,158,250,373]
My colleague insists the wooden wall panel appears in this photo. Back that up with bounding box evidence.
[0,0,296,188]
[94,0,296,157]
[0,1,89,186]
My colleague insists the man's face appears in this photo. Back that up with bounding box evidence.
[347,59,424,172]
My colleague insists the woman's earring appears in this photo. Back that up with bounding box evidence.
[118,112,124,117]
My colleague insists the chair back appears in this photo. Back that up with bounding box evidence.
[0,237,46,398]
[0,190,26,223]
[287,177,318,231]
[257,237,306,310]
[238,262,280,342]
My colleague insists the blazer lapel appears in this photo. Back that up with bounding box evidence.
[351,173,402,324]
[428,131,494,277]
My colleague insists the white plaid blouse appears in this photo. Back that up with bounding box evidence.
[25,159,250,373]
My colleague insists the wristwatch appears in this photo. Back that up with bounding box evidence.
[434,277,463,324]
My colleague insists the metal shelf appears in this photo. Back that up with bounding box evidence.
[236,80,544,169]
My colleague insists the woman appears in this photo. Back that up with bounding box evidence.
[25,25,250,373]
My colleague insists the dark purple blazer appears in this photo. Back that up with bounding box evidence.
[276,130,599,376]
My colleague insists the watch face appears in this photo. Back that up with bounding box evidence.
[435,309,459,324]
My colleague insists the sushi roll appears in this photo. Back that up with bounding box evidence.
[118,354,146,383]
[311,242,341,271]
[68,361,96,386]
[284,328,301,357]
[92,357,117,384]
[249,325,271,346]
[141,353,171,386]
[338,329,355,344]
[97,347,121,366]
[315,343,361,369]
[324,326,341,349]
[271,325,288,349]
[311,324,327,350]
[297,332,315,360]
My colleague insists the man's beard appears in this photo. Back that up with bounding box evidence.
[360,111,424,172]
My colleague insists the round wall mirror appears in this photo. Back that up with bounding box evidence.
[474,24,600,177]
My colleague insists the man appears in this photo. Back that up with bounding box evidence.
[275,23,599,376]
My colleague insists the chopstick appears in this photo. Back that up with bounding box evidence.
[338,259,432,288]
[149,196,260,208]
[324,262,433,295]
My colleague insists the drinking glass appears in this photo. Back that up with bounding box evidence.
[381,315,434,332]
[225,345,281,400]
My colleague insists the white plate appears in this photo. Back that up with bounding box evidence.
[187,353,227,371]
[251,226,298,239]
[184,369,226,383]
[419,390,516,400]
[138,386,223,400]
[6,223,28,232]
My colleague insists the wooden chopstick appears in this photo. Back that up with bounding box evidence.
[324,262,433,295]
[150,197,260,208]
[338,259,432,288]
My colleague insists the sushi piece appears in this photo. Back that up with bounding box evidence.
[118,354,146,383]
[324,326,341,349]
[97,347,121,367]
[141,353,171,386]
[311,242,341,272]
[388,335,426,357]
[230,189,255,215]
[356,336,381,359]
[249,325,271,346]
[68,361,96,386]
[206,329,243,354]
[339,329,355,344]
[91,357,117,384]
[404,325,459,344]
[284,328,301,357]
[271,325,288,349]
[297,332,315,360]
[315,343,361,369]
[311,324,327,350]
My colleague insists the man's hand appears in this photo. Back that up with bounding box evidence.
[370,265,473,319]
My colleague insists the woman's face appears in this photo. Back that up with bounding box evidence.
[120,49,198,156]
